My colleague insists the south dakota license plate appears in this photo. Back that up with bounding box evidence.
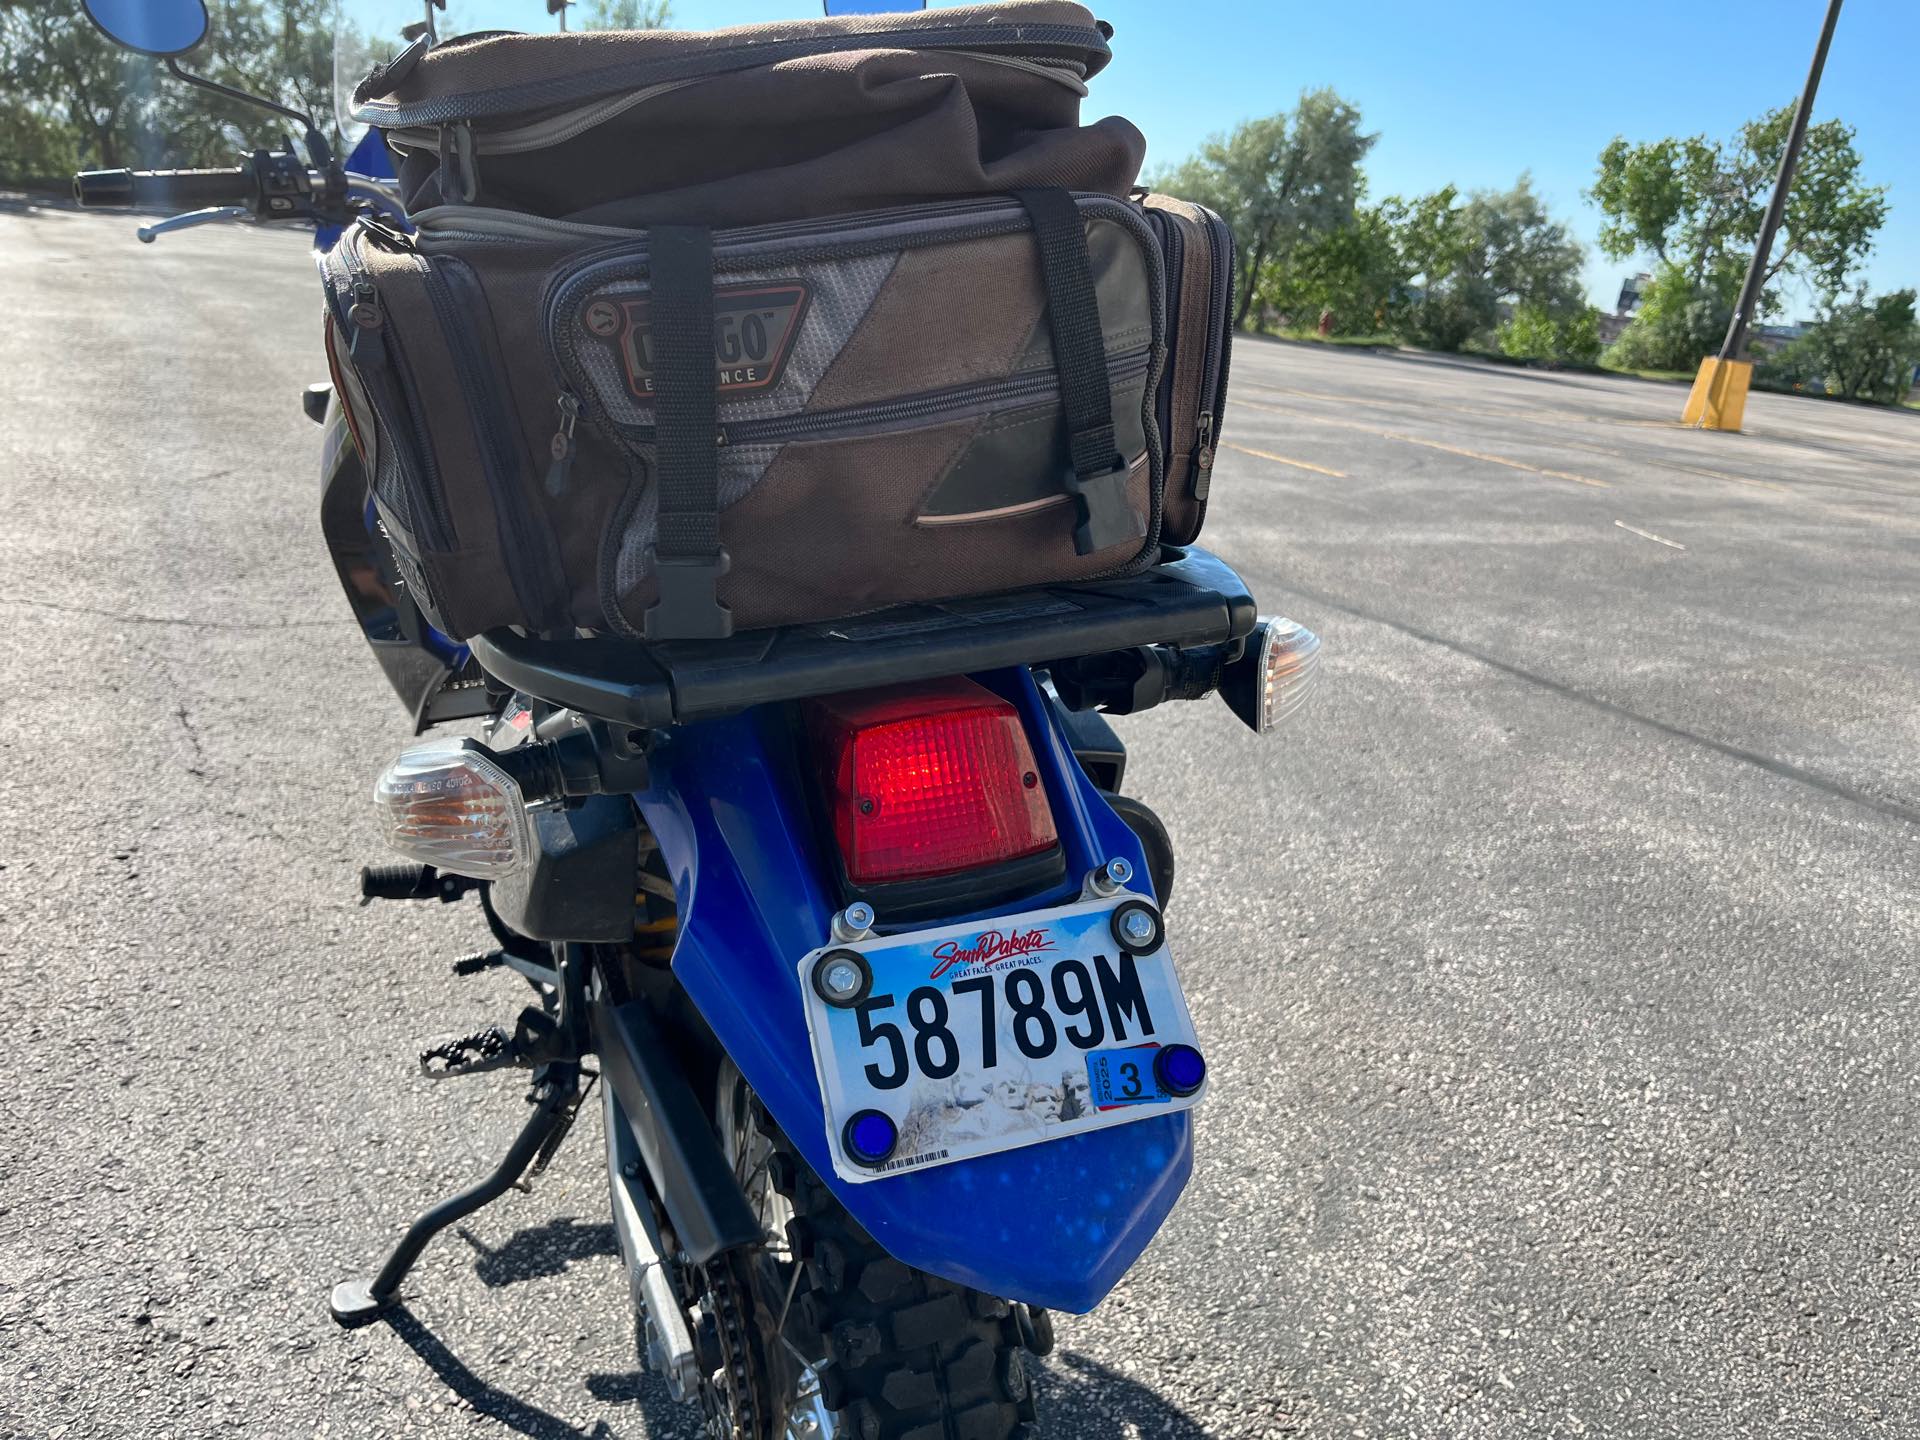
[797,893,1207,1183]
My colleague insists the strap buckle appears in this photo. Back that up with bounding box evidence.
[1063,456,1136,556]
[643,548,733,642]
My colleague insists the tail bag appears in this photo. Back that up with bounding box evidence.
[324,3,1235,641]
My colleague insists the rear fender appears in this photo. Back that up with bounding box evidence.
[632,667,1192,1314]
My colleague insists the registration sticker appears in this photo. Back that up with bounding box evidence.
[1085,1045,1171,1108]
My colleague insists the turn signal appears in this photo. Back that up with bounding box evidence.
[1220,617,1322,734]
[372,739,532,880]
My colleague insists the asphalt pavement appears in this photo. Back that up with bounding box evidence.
[1,200,1917,1439]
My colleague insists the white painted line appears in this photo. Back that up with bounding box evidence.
[1614,520,1686,551]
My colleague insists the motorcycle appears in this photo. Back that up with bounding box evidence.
[72,1,1321,1434]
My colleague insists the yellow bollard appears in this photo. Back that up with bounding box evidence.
[1683,357,1753,431]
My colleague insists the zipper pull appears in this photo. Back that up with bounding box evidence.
[348,277,382,331]
[545,392,580,498]
[1191,411,1215,499]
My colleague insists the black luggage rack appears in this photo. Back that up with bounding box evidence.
[468,547,1256,728]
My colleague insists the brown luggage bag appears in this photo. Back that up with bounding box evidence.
[324,2,1235,642]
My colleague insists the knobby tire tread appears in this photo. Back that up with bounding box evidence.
[769,1144,1042,1440]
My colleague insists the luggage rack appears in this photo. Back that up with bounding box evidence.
[468,546,1257,728]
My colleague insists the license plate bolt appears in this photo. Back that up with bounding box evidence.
[831,901,876,943]
[1087,857,1134,898]
[1109,898,1164,955]
[812,949,873,1009]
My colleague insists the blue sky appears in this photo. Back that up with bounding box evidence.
[420,0,1919,316]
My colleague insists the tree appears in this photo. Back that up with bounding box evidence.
[1603,262,1737,373]
[1498,302,1603,367]
[1259,201,1402,335]
[1384,176,1586,352]
[1591,105,1888,367]
[0,0,338,180]
[1760,289,1920,405]
[1150,90,1375,331]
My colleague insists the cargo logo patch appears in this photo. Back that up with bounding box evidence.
[593,282,811,400]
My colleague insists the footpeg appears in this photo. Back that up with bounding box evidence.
[360,862,481,904]
[419,1025,517,1079]
[451,949,507,977]
[418,1007,567,1080]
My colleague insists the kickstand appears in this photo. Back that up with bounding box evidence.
[329,1060,583,1326]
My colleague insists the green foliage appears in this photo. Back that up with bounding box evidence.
[1592,106,1887,306]
[1259,203,1402,335]
[577,0,671,28]
[1603,262,1740,372]
[0,0,337,180]
[1383,176,1586,352]
[1498,302,1603,367]
[1150,90,1376,330]
[1760,289,1920,405]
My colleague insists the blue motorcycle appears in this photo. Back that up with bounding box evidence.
[75,0,1319,1433]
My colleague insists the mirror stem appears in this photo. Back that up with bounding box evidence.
[163,57,332,169]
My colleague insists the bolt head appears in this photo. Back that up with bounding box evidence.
[821,957,863,1000]
[844,901,875,930]
[1120,909,1156,945]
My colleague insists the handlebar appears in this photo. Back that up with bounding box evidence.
[74,165,255,211]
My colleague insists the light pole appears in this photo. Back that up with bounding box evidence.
[1684,0,1845,431]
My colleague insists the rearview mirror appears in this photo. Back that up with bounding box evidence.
[80,0,210,57]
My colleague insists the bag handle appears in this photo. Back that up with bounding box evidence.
[644,224,733,641]
[1013,187,1136,556]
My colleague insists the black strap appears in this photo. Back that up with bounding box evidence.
[1013,187,1134,556]
[644,224,732,641]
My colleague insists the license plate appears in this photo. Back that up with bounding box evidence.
[797,893,1207,1183]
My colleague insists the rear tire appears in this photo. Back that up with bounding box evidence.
[771,1152,1042,1440]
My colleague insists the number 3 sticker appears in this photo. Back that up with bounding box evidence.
[1085,1045,1169,1108]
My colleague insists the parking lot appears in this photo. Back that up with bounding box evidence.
[2,202,1917,1437]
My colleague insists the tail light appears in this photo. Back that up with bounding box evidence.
[807,678,1058,887]
[1220,617,1322,734]
[372,738,532,880]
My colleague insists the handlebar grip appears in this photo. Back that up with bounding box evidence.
[73,166,252,210]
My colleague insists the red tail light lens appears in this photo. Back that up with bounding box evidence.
[807,679,1059,886]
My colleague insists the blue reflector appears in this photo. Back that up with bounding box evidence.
[844,1109,899,1165]
[1154,1044,1206,1097]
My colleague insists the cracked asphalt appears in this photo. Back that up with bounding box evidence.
[2,199,1917,1439]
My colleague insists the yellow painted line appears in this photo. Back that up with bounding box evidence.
[1242,379,1677,440]
[1238,398,1610,488]
[1242,383,1791,493]
[1221,441,1347,478]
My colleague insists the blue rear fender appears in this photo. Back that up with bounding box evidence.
[632,667,1193,1315]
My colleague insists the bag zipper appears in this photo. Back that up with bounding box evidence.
[320,232,458,553]
[561,350,1152,452]
[352,21,1112,129]
[1188,204,1236,521]
[388,58,1075,164]
[417,194,1014,252]
[1145,206,1186,475]
[730,350,1153,448]
[385,78,707,158]
[413,254,570,629]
